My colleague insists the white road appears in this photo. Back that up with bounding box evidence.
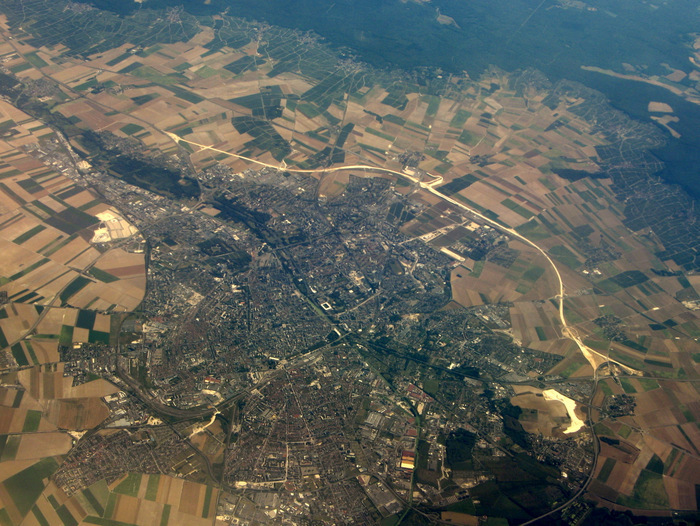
[168,133,639,376]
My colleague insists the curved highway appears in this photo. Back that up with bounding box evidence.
[167,133,638,376]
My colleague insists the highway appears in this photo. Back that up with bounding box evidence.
[165,134,646,524]
[168,133,638,376]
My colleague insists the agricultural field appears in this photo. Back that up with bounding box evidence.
[0,96,146,400]
[0,4,606,231]
[18,473,217,526]
[0,362,116,525]
[0,101,146,315]
[0,58,151,524]
[589,377,700,512]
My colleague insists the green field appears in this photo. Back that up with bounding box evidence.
[88,330,111,345]
[120,123,144,136]
[449,109,471,128]
[637,378,659,391]
[159,504,171,526]
[557,360,585,378]
[11,343,28,366]
[423,95,440,117]
[0,435,21,461]
[457,129,479,146]
[535,326,547,341]
[617,469,669,509]
[59,325,74,346]
[597,457,615,483]
[24,52,49,68]
[22,410,42,432]
[81,486,106,516]
[56,504,78,526]
[59,276,92,303]
[13,225,46,244]
[422,378,440,396]
[3,457,59,515]
[74,78,99,91]
[145,474,160,501]
[202,485,213,518]
[549,245,581,269]
[501,198,535,219]
[522,265,545,283]
[30,506,50,526]
[620,378,637,394]
[618,425,632,438]
[84,517,139,526]
[364,127,395,142]
[114,473,142,497]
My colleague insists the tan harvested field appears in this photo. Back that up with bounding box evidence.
[112,494,140,524]
[665,476,696,510]
[0,407,23,434]
[0,239,43,270]
[0,481,24,524]
[15,432,72,459]
[1,236,142,310]
[63,189,98,209]
[449,261,522,305]
[0,383,113,430]
[162,475,185,507]
[32,272,81,305]
[18,366,118,401]
[0,459,40,482]
[0,388,16,407]
[0,303,39,344]
[450,268,484,307]
[509,301,562,346]
[8,260,68,295]
[178,480,202,515]
[674,455,700,486]
[65,246,101,269]
[25,486,66,525]
[36,307,70,334]
[0,216,40,240]
[76,278,145,312]
[0,101,146,322]
[27,339,59,364]
[16,229,62,253]
[68,378,120,398]
[93,313,111,333]
[72,326,90,343]
[49,239,96,266]
[132,499,162,525]
[615,463,642,497]
[101,263,145,278]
